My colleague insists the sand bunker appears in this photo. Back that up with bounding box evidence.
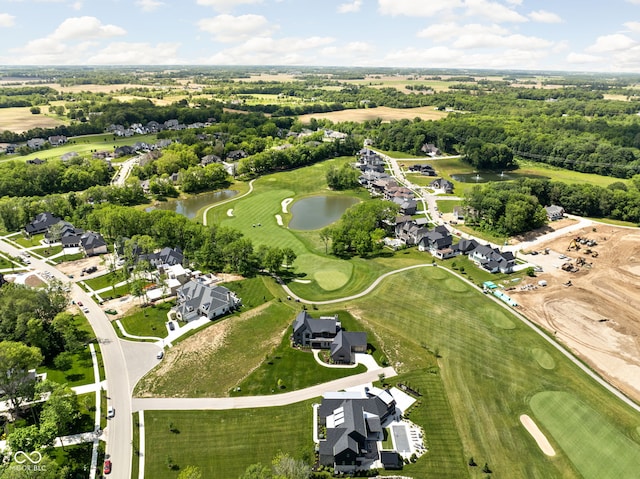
[281,198,293,213]
[226,209,234,217]
[520,414,555,456]
[275,214,283,226]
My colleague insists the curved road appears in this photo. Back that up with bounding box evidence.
[0,240,160,479]
[202,179,255,226]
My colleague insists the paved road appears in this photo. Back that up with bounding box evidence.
[111,157,139,187]
[132,366,396,411]
[0,240,149,479]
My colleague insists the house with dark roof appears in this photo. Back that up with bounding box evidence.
[172,280,241,322]
[318,388,398,472]
[24,212,62,235]
[80,232,108,257]
[48,135,67,146]
[429,178,454,193]
[421,143,441,157]
[44,221,83,245]
[392,197,417,216]
[395,219,428,246]
[139,247,183,271]
[545,205,565,221]
[417,225,455,258]
[226,149,247,161]
[292,311,367,364]
[468,244,515,273]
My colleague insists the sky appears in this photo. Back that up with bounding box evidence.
[3,0,640,72]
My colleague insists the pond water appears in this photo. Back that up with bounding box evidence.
[288,196,359,230]
[145,190,237,219]
[451,172,546,183]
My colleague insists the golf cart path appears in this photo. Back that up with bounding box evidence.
[202,179,256,226]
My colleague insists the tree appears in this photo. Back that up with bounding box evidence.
[178,465,203,479]
[0,453,61,479]
[38,382,79,450]
[0,341,43,416]
[240,463,272,479]
[29,107,41,115]
[272,452,310,479]
[282,248,297,270]
[7,424,43,453]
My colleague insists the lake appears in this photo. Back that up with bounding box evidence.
[288,196,359,230]
[145,190,237,219]
[451,172,546,183]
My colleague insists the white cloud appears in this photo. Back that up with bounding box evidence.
[626,0,640,4]
[505,0,522,4]
[419,23,509,43]
[51,16,126,40]
[196,0,263,12]
[338,0,362,13]
[86,42,182,64]
[624,21,640,33]
[464,0,528,23]
[198,14,272,43]
[136,0,164,12]
[567,52,602,64]
[202,35,334,64]
[586,34,636,53]
[454,32,552,50]
[70,1,82,10]
[528,10,562,23]
[0,13,15,27]
[378,0,462,17]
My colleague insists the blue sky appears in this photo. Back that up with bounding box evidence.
[2,0,640,72]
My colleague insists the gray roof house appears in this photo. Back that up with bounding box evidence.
[545,205,565,221]
[173,280,241,323]
[292,311,367,364]
[392,197,417,216]
[429,178,454,193]
[25,212,62,235]
[417,225,454,258]
[80,232,108,257]
[468,244,515,274]
[139,247,183,271]
[44,221,83,245]
[318,388,398,472]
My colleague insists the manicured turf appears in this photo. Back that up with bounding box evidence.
[436,199,462,214]
[144,402,315,479]
[224,275,274,309]
[14,233,45,247]
[31,244,62,257]
[530,391,640,479]
[118,302,173,338]
[83,271,123,291]
[516,160,628,188]
[532,348,556,370]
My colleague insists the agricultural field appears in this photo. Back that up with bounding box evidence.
[0,106,67,133]
[297,105,448,123]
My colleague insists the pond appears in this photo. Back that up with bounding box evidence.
[288,196,359,230]
[451,171,547,183]
[145,190,237,219]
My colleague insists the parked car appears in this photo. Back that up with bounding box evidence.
[77,301,83,307]
[82,307,90,314]
[168,322,175,331]
[104,309,117,315]
[107,406,115,418]
[103,459,112,475]
[156,350,164,360]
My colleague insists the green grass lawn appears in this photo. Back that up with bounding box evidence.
[144,402,315,479]
[223,275,275,310]
[231,320,367,396]
[0,254,14,269]
[118,302,174,338]
[31,244,63,257]
[516,159,628,188]
[83,271,124,291]
[132,412,141,479]
[10,133,159,164]
[46,442,93,478]
[531,391,640,479]
[52,252,86,264]
[14,233,44,247]
[39,314,98,387]
[100,282,132,300]
[436,199,462,214]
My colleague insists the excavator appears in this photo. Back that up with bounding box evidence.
[567,238,580,251]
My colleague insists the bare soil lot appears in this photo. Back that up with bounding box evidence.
[511,225,640,402]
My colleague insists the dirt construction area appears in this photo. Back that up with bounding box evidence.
[510,225,640,403]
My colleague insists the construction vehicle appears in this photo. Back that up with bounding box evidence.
[543,248,550,254]
[591,251,599,258]
[567,239,580,251]
[563,280,573,287]
[562,262,579,272]
[576,257,586,266]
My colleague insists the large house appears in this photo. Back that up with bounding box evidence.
[468,244,515,274]
[417,225,455,258]
[139,247,184,271]
[545,205,565,221]
[292,311,367,364]
[318,387,398,472]
[172,280,241,322]
[80,232,108,257]
[429,178,454,193]
[24,212,62,235]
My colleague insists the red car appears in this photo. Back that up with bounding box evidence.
[77,301,83,307]
[103,459,112,475]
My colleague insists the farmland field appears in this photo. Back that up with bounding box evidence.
[0,106,67,133]
[297,106,448,123]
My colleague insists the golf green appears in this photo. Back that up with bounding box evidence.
[530,391,640,479]
[532,348,555,370]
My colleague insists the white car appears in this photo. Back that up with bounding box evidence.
[156,350,164,360]
[82,307,90,314]
[107,406,115,418]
